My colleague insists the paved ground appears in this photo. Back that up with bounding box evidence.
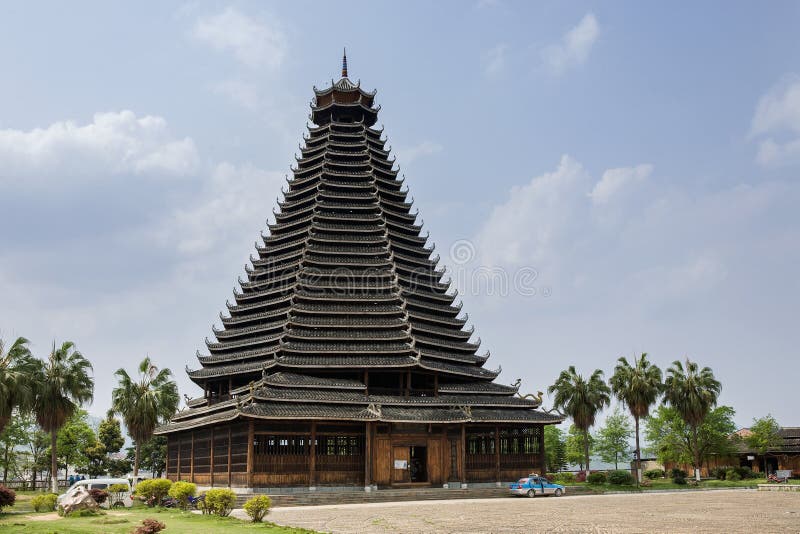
[258,489,800,533]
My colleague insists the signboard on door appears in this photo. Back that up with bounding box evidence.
[394,459,408,469]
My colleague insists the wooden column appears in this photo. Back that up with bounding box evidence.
[210,426,215,487]
[246,420,255,488]
[309,421,317,487]
[176,435,181,482]
[190,431,195,483]
[165,437,170,479]
[495,425,501,482]
[364,422,372,488]
[227,426,232,487]
[460,423,466,485]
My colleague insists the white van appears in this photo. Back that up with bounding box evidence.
[57,478,133,508]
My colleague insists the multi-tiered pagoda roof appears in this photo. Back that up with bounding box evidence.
[157,63,559,436]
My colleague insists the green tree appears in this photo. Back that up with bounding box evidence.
[82,440,107,478]
[548,366,610,471]
[98,415,125,455]
[0,337,37,433]
[746,415,782,476]
[544,425,567,473]
[126,435,167,478]
[644,405,736,472]
[663,358,721,480]
[0,410,31,483]
[594,407,633,470]
[106,457,133,478]
[565,424,594,470]
[56,409,95,480]
[111,357,179,481]
[26,427,50,490]
[32,341,95,492]
[610,353,662,482]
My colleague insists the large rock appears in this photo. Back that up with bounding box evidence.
[59,485,100,515]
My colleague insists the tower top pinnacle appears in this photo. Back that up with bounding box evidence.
[341,48,348,78]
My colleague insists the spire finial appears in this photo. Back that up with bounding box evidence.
[341,48,348,78]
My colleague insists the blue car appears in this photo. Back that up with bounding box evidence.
[509,475,565,497]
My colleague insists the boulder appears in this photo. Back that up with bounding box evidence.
[59,484,100,515]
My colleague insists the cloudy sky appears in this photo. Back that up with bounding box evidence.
[1,1,798,429]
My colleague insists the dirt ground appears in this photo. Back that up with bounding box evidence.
[266,489,800,533]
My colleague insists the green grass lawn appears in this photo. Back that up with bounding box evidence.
[0,492,317,534]
[567,477,799,492]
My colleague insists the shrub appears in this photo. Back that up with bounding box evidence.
[608,470,635,485]
[203,488,236,517]
[670,468,687,479]
[709,467,727,480]
[644,469,665,480]
[31,493,58,512]
[135,478,173,507]
[575,470,587,482]
[673,475,687,485]
[167,481,196,510]
[552,472,576,484]
[0,485,16,511]
[734,466,756,479]
[133,518,166,534]
[64,507,104,517]
[243,495,271,523]
[726,469,742,482]
[587,472,607,485]
[89,488,109,505]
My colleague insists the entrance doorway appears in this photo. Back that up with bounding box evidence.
[409,446,427,483]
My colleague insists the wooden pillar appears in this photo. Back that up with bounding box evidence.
[246,420,254,488]
[228,377,233,397]
[364,422,372,488]
[309,421,317,487]
[460,423,466,485]
[176,435,181,481]
[210,426,215,487]
[190,431,195,483]
[495,425,501,482]
[539,425,547,475]
[227,426,232,487]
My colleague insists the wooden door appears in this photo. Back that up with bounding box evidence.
[427,439,442,484]
[446,438,461,482]
[374,437,391,485]
[392,446,410,483]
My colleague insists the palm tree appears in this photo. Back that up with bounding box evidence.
[111,357,179,483]
[548,366,611,471]
[663,358,721,481]
[610,353,662,483]
[32,341,94,493]
[0,336,37,434]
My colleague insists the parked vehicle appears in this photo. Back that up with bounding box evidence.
[509,475,565,497]
[57,478,133,508]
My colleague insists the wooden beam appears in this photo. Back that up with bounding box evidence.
[495,424,500,482]
[227,426,232,487]
[310,421,317,487]
[246,420,254,488]
[364,421,372,488]
[210,426,215,487]
[460,423,466,485]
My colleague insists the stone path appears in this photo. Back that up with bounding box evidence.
[253,489,800,533]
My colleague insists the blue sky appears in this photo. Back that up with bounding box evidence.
[1,1,799,430]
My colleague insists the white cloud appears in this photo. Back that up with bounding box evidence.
[193,7,286,69]
[481,44,508,77]
[475,154,590,267]
[590,163,653,205]
[212,80,260,110]
[750,76,800,167]
[0,111,199,184]
[541,13,599,75]
[156,162,284,255]
[394,141,443,166]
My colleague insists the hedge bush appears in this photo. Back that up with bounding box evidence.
[608,470,635,485]
[670,468,687,479]
[31,493,58,512]
[243,495,272,523]
[203,488,236,517]
[168,481,196,510]
[725,469,742,481]
[673,474,687,485]
[586,472,607,485]
[135,479,173,507]
[0,485,16,511]
[644,469,665,480]
[551,472,576,483]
